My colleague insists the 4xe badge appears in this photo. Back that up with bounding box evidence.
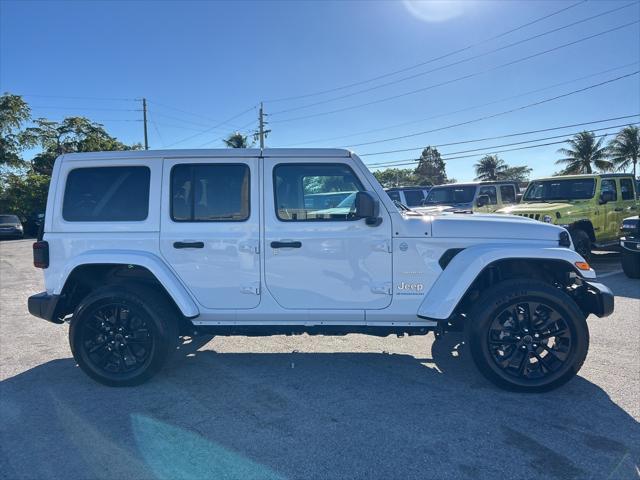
[397,282,424,295]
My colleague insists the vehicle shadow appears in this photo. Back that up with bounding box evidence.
[1,334,638,480]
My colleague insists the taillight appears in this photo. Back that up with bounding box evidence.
[33,241,49,268]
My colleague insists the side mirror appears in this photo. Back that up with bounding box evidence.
[476,194,490,208]
[355,191,381,226]
[599,191,614,204]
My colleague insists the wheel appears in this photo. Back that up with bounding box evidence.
[621,250,640,278]
[466,280,589,392]
[69,284,179,386]
[570,229,592,261]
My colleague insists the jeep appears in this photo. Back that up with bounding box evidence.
[28,149,613,391]
[620,215,640,278]
[415,181,519,215]
[385,186,432,208]
[498,174,639,260]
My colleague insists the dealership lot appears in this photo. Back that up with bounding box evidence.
[0,239,638,479]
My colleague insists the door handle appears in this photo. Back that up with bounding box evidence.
[614,208,624,212]
[173,241,204,249]
[270,241,302,249]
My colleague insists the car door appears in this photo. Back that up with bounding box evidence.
[159,157,261,309]
[619,177,639,219]
[600,178,619,242]
[476,185,498,212]
[264,158,393,310]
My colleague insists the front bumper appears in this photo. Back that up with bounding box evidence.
[582,281,614,318]
[620,237,640,253]
[28,292,64,324]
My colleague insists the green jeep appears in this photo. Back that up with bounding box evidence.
[498,173,639,259]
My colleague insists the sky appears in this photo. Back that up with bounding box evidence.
[1,0,639,182]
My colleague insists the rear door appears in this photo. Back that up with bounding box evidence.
[619,177,639,219]
[160,157,260,309]
[600,178,619,242]
[263,157,393,310]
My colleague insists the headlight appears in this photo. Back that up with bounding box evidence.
[543,215,553,223]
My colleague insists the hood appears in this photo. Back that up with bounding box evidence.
[414,203,473,214]
[498,202,575,214]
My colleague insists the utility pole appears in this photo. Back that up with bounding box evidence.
[142,98,149,150]
[258,102,270,149]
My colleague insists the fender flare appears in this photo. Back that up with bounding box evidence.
[417,244,596,320]
[53,250,200,318]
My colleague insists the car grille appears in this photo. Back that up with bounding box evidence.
[515,213,541,220]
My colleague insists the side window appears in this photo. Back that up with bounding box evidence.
[620,178,634,201]
[403,190,425,207]
[274,163,364,221]
[500,185,516,204]
[63,166,150,222]
[171,164,250,222]
[601,179,617,201]
[386,191,401,202]
[478,186,497,205]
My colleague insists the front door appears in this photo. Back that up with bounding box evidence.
[160,157,261,309]
[263,158,393,310]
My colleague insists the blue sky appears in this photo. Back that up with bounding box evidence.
[1,0,639,181]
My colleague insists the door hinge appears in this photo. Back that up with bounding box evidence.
[372,240,392,253]
[370,282,392,295]
[240,282,261,295]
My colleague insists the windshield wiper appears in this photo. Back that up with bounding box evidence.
[393,200,414,212]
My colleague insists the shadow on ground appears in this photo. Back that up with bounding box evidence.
[1,334,638,480]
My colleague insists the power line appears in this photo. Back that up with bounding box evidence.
[264,0,588,103]
[29,105,139,112]
[369,129,637,169]
[367,122,639,167]
[343,71,639,149]
[270,20,640,124]
[163,104,258,148]
[278,62,638,147]
[361,114,640,158]
[270,2,636,116]
[18,94,138,102]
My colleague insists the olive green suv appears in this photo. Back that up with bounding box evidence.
[498,174,639,259]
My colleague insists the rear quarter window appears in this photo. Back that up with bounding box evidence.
[62,166,150,222]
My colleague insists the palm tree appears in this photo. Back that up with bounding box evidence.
[608,125,639,178]
[223,132,251,148]
[556,131,611,174]
[474,154,507,181]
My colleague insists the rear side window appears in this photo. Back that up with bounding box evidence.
[500,185,516,203]
[403,189,425,207]
[601,179,617,201]
[620,178,634,200]
[63,166,150,222]
[171,164,250,222]
[274,163,363,221]
[386,191,401,202]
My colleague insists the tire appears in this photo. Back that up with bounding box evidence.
[570,229,592,261]
[69,284,179,387]
[466,280,589,392]
[621,250,640,279]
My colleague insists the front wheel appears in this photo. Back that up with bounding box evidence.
[621,250,640,278]
[466,280,589,392]
[69,285,179,386]
[570,229,592,262]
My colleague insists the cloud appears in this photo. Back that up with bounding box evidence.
[403,0,467,23]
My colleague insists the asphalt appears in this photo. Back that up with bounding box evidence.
[0,239,638,480]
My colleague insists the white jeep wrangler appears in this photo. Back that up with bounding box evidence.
[28,149,613,391]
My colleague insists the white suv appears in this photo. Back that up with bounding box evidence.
[28,149,613,391]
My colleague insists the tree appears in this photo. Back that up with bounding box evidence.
[414,146,447,185]
[608,125,639,178]
[474,154,507,181]
[223,132,252,148]
[0,93,34,168]
[372,168,418,188]
[501,165,533,182]
[556,131,611,174]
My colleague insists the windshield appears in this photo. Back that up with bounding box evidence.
[0,215,20,224]
[523,179,595,201]
[424,186,476,205]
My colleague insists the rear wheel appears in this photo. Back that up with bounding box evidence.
[466,280,589,392]
[69,284,179,386]
[621,250,640,278]
[570,229,592,261]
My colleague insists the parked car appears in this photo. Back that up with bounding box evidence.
[385,186,432,208]
[620,215,640,279]
[498,174,638,260]
[415,181,519,214]
[0,214,24,239]
[28,148,613,391]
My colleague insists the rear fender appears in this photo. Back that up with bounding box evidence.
[417,244,595,320]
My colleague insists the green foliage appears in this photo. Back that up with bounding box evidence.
[223,132,252,148]
[372,168,419,188]
[0,171,50,218]
[607,125,639,178]
[414,146,447,185]
[501,165,532,182]
[303,175,359,194]
[0,93,33,168]
[474,154,531,182]
[556,131,612,174]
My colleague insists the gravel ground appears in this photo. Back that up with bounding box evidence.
[1,239,638,480]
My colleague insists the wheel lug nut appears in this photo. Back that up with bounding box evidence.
[534,333,539,338]
[521,345,527,350]
[533,344,538,348]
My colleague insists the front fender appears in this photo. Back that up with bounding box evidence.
[417,244,595,320]
[54,250,200,318]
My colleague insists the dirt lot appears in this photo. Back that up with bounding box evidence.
[1,239,638,480]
